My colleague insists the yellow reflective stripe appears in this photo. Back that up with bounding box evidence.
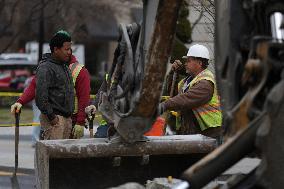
[69,63,76,83]
[74,90,78,114]
[178,79,185,93]
[0,122,40,127]
[70,62,83,85]
[70,62,84,114]
[0,92,22,97]
[72,65,82,84]
[196,103,221,111]
[188,69,222,130]
[0,92,167,100]
[208,103,221,108]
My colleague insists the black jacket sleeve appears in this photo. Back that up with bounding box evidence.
[35,64,55,121]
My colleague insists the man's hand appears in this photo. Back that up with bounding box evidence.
[50,116,59,126]
[11,102,22,114]
[171,60,183,72]
[72,125,84,139]
[85,105,97,118]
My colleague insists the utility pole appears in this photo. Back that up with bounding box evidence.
[38,0,44,63]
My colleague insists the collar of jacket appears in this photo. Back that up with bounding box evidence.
[42,53,69,66]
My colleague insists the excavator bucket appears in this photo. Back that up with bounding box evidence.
[34,0,219,188]
[35,136,216,189]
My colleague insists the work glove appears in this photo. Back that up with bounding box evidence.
[11,102,22,114]
[72,125,84,139]
[85,105,97,118]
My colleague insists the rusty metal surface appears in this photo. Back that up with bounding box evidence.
[134,0,182,117]
[224,40,270,139]
[255,70,284,188]
[36,135,216,158]
[117,0,182,143]
[115,0,181,143]
[35,135,216,189]
[181,113,265,189]
[97,0,182,143]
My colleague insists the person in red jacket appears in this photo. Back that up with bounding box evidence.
[11,54,91,139]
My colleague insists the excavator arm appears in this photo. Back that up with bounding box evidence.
[178,1,284,188]
[34,1,218,189]
[98,0,181,143]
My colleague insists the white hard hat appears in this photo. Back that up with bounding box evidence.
[182,44,210,60]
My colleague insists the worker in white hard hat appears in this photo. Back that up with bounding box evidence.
[158,44,222,140]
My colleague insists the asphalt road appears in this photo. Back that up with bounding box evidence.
[0,126,94,188]
[0,127,35,188]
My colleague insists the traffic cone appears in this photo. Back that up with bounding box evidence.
[144,116,166,136]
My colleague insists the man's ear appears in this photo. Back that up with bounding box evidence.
[53,47,59,53]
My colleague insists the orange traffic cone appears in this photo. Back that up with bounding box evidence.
[144,116,166,136]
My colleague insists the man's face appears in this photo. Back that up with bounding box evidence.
[54,42,72,63]
[184,57,202,76]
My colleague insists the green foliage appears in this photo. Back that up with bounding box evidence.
[175,0,191,43]
[176,18,191,42]
[179,0,189,18]
[170,39,188,62]
[171,0,191,62]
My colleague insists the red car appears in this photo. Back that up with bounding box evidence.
[0,53,37,91]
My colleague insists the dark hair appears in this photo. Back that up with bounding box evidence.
[49,30,71,53]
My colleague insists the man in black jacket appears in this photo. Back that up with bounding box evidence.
[35,30,74,140]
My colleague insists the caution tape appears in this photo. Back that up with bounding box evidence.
[0,92,170,100]
[0,92,23,97]
[0,122,40,127]
[0,92,97,99]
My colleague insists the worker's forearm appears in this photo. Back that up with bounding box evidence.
[164,80,214,111]
[17,77,36,105]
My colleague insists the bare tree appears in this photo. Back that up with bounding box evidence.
[189,0,215,40]
[0,0,63,54]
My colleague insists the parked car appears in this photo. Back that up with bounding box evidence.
[0,53,37,91]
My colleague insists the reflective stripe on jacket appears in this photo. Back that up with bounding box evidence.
[187,69,222,131]
[69,62,84,114]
